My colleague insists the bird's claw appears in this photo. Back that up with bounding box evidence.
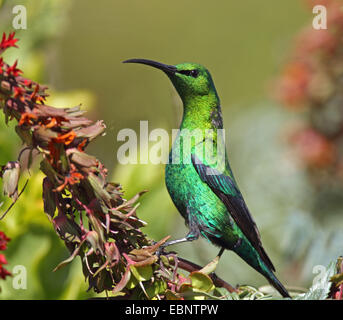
[156,245,167,258]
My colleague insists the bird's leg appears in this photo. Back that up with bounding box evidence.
[156,231,199,257]
[156,212,200,257]
[217,247,225,258]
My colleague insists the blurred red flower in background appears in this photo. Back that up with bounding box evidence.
[290,127,336,169]
[0,231,10,251]
[0,231,11,282]
[275,0,343,184]
[0,32,18,51]
[276,61,312,108]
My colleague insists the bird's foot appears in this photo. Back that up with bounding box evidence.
[153,235,197,259]
[156,245,167,258]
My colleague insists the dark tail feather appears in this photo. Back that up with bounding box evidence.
[232,238,291,298]
[265,271,291,298]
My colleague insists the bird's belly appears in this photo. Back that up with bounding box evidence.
[165,162,238,246]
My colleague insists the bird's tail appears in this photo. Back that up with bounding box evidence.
[249,257,290,298]
[233,242,291,298]
[263,267,291,298]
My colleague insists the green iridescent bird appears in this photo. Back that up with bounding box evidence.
[124,58,290,298]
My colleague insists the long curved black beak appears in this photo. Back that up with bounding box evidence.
[123,58,177,75]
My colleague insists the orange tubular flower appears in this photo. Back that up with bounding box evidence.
[18,112,38,126]
[42,116,65,129]
[53,131,77,146]
[13,86,26,102]
[77,138,88,152]
[55,164,84,192]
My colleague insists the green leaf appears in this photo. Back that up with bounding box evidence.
[199,255,220,275]
[165,289,182,300]
[295,262,336,300]
[42,177,56,217]
[15,126,32,145]
[330,273,343,287]
[125,273,139,290]
[190,271,215,293]
[145,279,167,299]
[182,289,224,300]
[53,245,81,272]
[87,172,112,206]
[130,265,153,282]
[85,231,103,255]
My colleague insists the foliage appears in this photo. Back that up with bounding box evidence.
[330,257,343,299]
[56,0,310,292]
[0,32,240,300]
[1,31,342,300]
[295,262,335,300]
[0,0,94,299]
[0,1,342,300]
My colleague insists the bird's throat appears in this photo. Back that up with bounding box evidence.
[180,92,222,131]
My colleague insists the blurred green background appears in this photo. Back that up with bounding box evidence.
[1,0,341,299]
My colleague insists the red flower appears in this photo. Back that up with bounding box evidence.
[30,84,45,103]
[47,141,60,165]
[53,131,77,146]
[77,138,88,152]
[276,61,312,108]
[296,28,338,56]
[0,231,10,251]
[42,116,65,129]
[23,79,32,88]
[47,131,77,166]
[0,254,7,265]
[0,232,11,280]
[18,112,38,126]
[0,57,4,74]
[0,254,11,279]
[290,128,336,168]
[13,86,26,102]
[6,60,22,77]
[0,267,11,279]
[55,164,84,192]
[0,32,18,50]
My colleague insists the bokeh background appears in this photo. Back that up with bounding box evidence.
[1,0,342,299]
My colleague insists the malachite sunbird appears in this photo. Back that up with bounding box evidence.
[123,58,290,298]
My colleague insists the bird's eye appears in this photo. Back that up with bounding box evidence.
[179,69,199,78]
[190,70,199,78]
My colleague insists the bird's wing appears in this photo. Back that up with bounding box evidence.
[191,153,275,271]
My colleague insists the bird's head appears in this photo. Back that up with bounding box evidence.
[123,59,219,104]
